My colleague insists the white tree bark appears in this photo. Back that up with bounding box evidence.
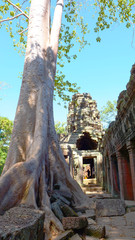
[0,0,89,238]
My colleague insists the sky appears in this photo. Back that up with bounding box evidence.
[0,5,135,124]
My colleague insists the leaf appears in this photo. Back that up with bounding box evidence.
[10,11,14,17]
[96,37,101,42]
[15,3,21,7]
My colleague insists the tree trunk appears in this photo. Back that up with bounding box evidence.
[0,0,89,238]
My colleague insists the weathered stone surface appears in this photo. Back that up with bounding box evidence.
[105,238,135,240]
[0,206,45,240]
[53,230,74,240]
[87,218,96,225]
[125,200,135,213]
[70,233,82,240]
[89,193,112,199]
[54,190,72,202]
[125,212,135,226]
[85,237,99,240]
[97,216,127,227]
[85,224,106,238]
[51,201,64,221]
[96,199,125,217]
[103,65,135,200]
[60,93,104,187]
[54,230,74,240]
[73,206,89,213]
[60,204,78,217]
[62,217,88,230]
[81,209,96,220]
[88,199,96,209]
[50,192,70,205]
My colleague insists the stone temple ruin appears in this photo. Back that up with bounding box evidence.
[60,93,104,188]
[103,64,135,201]
[60,65,135,202]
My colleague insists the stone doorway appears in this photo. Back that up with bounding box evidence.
[120,147,134,200]
[83,158,95,184]
[76,132,98,151]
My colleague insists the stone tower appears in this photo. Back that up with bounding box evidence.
[60,93,104,187]
[67,93,102,137]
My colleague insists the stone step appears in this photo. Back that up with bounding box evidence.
[83,185,102,189]
[82,184,103,193]
[83,178,97,185]
[125,200,135,213]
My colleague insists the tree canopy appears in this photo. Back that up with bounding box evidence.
[0,0,90,106]
[100,100,117,128]
[1,0,135,105]
[55,121,67,135]
[0,117,13,174]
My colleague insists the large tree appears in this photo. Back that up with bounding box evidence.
[0,0,89,238]
[0,0,135,238]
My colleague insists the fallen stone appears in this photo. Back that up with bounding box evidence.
[87,218,96,225]
[0,206,45,240]
[81,209,96,220]
[89,193,112,199]
[62,217,88,230]
[53,230,74,240]
[51,201,64,221]
[126,206,135,213]
[85,237,99,240]
[70,233,82,240]
[105,238,135,240]
[125,200,135,213]
[50,193,70,205]
[60,204,78,217]
[73,207,88,213]
[96,199,125,217]
[77,212,83,216]
[58,195,70,205]
[54,190,72,202]
[85,224,106,238]
[88,199,96,209]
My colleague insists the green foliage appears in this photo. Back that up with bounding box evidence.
[93,0,135,41]
[54,72,80,107]
[0,117,13,174]
[55,121,67,135]
[1,0,135,103]
[100,100,117,128]
[0,0,90,106]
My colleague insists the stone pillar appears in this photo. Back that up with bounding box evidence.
[126,141,135,200]
[106,157,111,193]
[75,155,83,186]
[115,150,125,200]
[96,154,103,186]
[108,154,114,196]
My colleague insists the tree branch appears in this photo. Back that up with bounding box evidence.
[19,27,28,35]
[51,0,64,63]
[0,13,23,23]
[5,0,29,19]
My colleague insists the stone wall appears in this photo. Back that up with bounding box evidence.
[103,64,135,200]
[60,93,104,187]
